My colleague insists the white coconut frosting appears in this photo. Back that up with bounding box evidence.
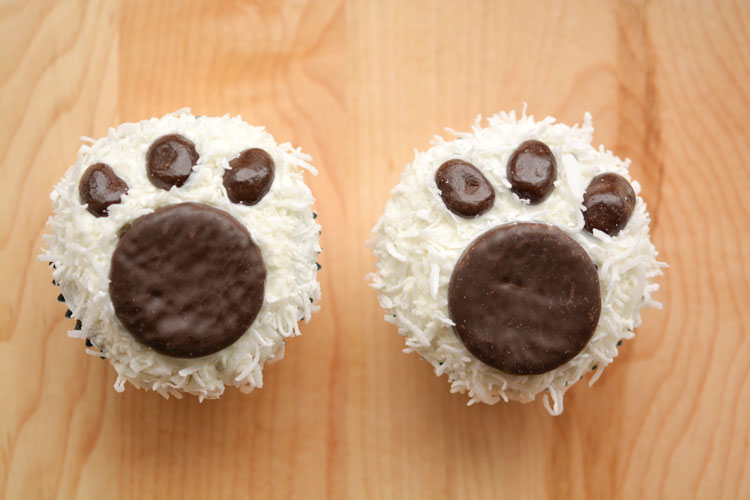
[41,109,321,400]
[368,109,664,415]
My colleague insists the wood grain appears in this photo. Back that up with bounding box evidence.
[2,0,749,498]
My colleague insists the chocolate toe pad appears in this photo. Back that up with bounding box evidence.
[146,134,199,190]
[79,163,128,217]
[435,160,495,217]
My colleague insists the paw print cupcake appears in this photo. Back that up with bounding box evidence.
[41,109,321,399]
[369,109,664,415]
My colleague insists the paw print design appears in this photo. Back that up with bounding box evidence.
[369,110,663,415]
[43,110,321,399]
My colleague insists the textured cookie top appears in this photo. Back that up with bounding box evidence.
[109,203,266,359]
[42,109,321,399]
[449,223,601,375]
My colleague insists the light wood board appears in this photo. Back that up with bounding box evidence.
[2,0,749,498]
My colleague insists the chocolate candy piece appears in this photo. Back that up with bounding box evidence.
[435,160,495,217]
[583,173,636,236]
[507,140,556,204]
[223,148,275,206]
[109,202,265,358]
[448,222,601,375]
[79,163,128,217]
[146,134,199,190]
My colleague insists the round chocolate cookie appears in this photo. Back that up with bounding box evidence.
[448,223,601,375]
[109,203,265,358]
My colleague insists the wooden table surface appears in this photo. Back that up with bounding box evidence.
[2,1,749,498]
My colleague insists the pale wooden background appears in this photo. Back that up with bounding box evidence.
[2,0,749,499]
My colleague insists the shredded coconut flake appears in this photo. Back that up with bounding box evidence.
[41,109,321,400]
[368,109,664,415]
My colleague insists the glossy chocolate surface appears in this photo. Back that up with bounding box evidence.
[583,173,636,236]
[79,163,128,217]
[435,159,495,217]
[146,134,199,190]
[506,140,557,204]
[223,148,275,206]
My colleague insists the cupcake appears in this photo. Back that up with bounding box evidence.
[41,109,321,399]
[368,109,664,415]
